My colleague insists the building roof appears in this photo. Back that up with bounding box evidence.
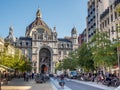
[25,9,52,37]
[19,37,32,41]
[58,38,72,43]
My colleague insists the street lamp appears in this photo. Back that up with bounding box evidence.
[115,2,120,78]
[116,24,120,78]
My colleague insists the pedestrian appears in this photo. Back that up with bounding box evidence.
[59,74,65,89]
[32,72,34,79]
[23,72,26,81]
[25,72,29,81]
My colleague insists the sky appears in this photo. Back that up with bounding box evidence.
[0,0,88,38]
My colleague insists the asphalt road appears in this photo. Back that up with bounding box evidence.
[65,80,104,90]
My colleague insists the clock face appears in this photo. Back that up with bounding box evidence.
[37,28,44,34]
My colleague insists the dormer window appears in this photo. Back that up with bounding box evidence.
[20,42,22,46]
[67,43,69,48]
[26,42,28,46]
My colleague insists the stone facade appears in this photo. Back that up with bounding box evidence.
[5,9,78,74]
[100,0,120,41]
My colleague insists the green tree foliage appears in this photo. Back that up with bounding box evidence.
[77,43,94,71]
[55,61,63,71]
[91,31,117,68]
[56,51,78,71]
[0,46,32,72]
[115,4,120,13]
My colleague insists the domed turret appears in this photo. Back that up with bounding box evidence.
[25,9,52,37]
[71,26,77,34]
[5,26,16,43]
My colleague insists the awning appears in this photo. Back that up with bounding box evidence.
[0,64,14,72]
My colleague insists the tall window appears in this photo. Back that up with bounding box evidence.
[34,34,37,40]
[105,20,107,26]
[20,42,22,46]
[67,43,69,48]
[107,18,109,25]
[111,14,113,22]
[110,5,112,11]
[26,42,28,46]
[59,51,61,55]
[112,26,114,34]
[115,12,117,19]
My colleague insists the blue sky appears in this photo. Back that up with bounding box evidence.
[0,0,88,38]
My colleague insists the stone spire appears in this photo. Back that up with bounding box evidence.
[36,9,42,19]
[9,26,14,35]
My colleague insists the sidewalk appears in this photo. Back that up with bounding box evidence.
[68,78,116,90]
[1,78,54,90]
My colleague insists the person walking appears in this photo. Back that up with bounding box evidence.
[23,72,26,81]
[59,74,65,89]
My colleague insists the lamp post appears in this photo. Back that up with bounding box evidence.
[115,2,120,79]
[116,24,120,78]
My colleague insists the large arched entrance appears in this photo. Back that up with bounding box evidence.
[39,48,51,74]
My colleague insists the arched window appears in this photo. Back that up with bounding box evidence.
[34,33,37,40]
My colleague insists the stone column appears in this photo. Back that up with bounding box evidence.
[37,53,39,73]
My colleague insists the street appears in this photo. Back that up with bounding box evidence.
[65,80,103,90]
[1,77,116,90]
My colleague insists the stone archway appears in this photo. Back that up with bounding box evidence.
[39,48,51,74]
[41,64,48,74]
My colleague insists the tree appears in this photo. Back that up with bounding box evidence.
[115,4,120,14]
[56,51,78,71]
[90,31,117,72]
[19,55,32,72]
[0,45,32,72]
[77,43,94,72]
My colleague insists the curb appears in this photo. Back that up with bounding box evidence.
[69,79,115,90]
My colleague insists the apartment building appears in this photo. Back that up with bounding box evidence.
[100,0,120,41]
[79,0,119,45]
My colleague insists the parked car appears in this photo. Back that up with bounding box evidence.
[69,71,77,79]
[35,74,44,83]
